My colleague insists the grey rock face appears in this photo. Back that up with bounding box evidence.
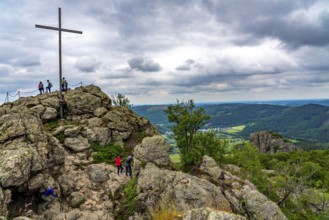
[250,131,297,154]
[138,163,232,213]
[94,107,108,117]
[87,164,109,183]
[184,208,246,220]
[199,156,287,220]
[134,135,171,169]
[64,86,111,115]
[69,192,86,208]
[64,136,90,152]
[243,190,287,220]
[64,126,81,137]
[41,107,58,120]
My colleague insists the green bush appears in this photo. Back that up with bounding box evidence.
[54,132,65,143]
[92,142,123,164]
[43,119,59,132]
[124,179,137,200]
[114,179,144,220]
[177,130,228,170]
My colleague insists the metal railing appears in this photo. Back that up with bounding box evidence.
[0,82,86,104]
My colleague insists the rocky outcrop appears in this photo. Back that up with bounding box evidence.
[250,131,298,154]
[0,85,157,219]
[200,156,287,220]
[137,163,232,212]
[131,136,287,220]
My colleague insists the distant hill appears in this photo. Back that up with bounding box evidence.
[132,102,329,146]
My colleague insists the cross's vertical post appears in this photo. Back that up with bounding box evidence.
[58,8,63,119]
[35,7,83,118]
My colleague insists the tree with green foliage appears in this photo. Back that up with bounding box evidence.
[192,130,227,164]
[227,143,264,180]
[112,93,131,107]
[164,100,210,166]
[165,100,210,152]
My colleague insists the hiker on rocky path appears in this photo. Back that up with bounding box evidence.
[38,81,44,94]
[46,80,52,93]
[125,154,133,177]
[115,155,123,175]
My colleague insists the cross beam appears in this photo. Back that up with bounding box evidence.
[36,8,83,118]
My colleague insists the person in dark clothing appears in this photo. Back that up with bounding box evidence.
[115,155,123,175]
[38,81,44,94]
[46,80,52,93]
[125,154,133,177]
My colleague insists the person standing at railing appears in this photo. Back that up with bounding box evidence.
[46,80,52,93]
[38,81,44,94]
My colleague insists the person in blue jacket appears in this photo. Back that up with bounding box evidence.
[42,187,58,199]
[41,187,58,209]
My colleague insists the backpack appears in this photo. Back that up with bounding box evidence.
[49,83,52,88]
[126,156,133,164]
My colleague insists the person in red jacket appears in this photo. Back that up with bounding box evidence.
[115,155,123,175]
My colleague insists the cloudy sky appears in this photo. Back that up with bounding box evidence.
[1,0,329,105]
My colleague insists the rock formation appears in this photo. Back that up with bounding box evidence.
[0,85,156,219]
[250,131,298,154]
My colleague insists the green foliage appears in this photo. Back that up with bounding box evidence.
[165,100,211,153]
[112,93,131,107]
[124,179,138,201]
[54,132,65,143]
[227,143,273,195]
[115,179,143,220]
[164,100,211,168]
[92,142,123,164]
[179,130,227,168]
[44,119,59,132]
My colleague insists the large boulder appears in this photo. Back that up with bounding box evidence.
[64,85,111,115]
[64,136,90,152]
[243,190,287,220]
[134,135,171,170]
[87,164,109,183]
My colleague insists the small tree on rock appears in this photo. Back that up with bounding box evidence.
[112,93,131,107]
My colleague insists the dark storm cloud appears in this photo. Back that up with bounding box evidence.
[75,57,101,73]
[202,0,329,48]
[10,56,41,67]
[128,57,162,72]
[176,59,196,71]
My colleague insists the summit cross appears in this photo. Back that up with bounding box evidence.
[35,7,83,118]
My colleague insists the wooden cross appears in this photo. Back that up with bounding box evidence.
[36,8,83,118]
